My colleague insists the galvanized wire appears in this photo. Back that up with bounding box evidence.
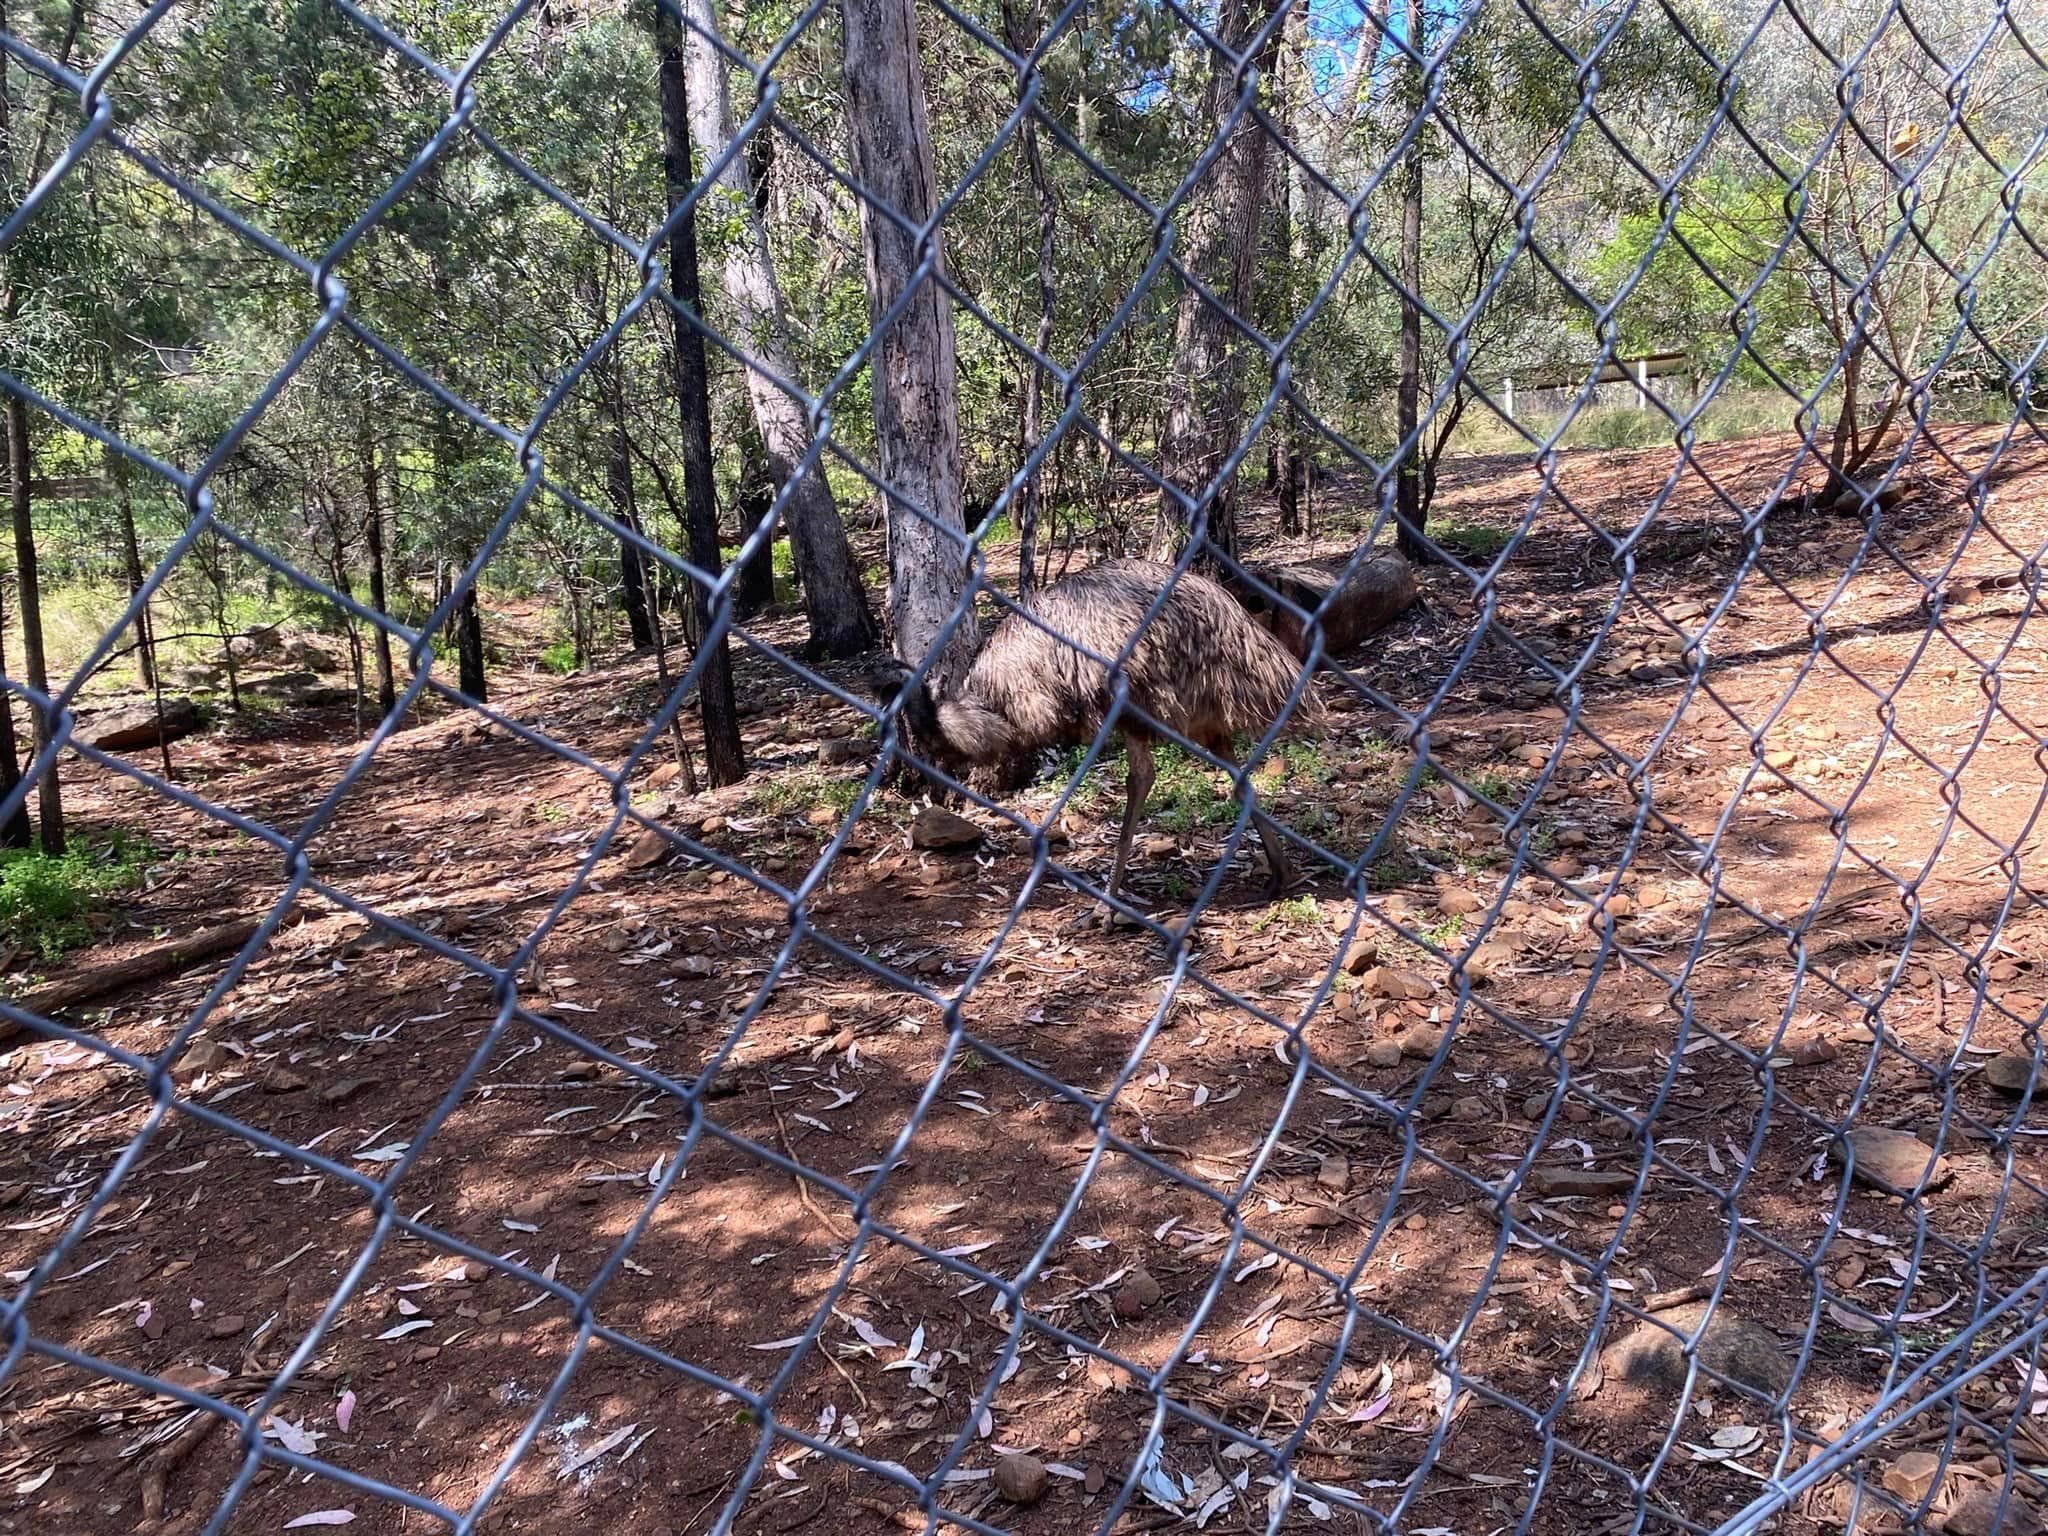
[4,0,2048,1533]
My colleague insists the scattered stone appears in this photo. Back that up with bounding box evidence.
[1398,1027,1444,1060]
[1463,942,1517,985]
[1595,1301,1789,1399]
[1946,1489,2046,1536]
[205,1314,246,1341]
[174,1039,229,1078]
[1341,939,1379,976]
[1788,1035,1838,1066]
[1113,1268,1162,1320]
[262,1067,309,1094]
[647,761,682,788]
[1837,1127,1951,1197]
[1362,966,1431,1001]
[819,736,867,766]
[1439,887,1485,915]
[83,697,202,752]
[994,1452,1049,1506]
[1984,1053,2040,1096]
[1316,1154,1350,1195]
[1521,1093,1549,1120]
[1530,1167,1636,1199]
[672,954,715,979]
[911,804,983,852]
[622,827,670,871]
[1364,1039,1404,1069]
[1451,1095,1488,1122]
[1882,1451,1943,1503]
[319,1076,377,1105]
[1083,1464,1106,1496]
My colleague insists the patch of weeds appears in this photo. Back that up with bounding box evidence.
[1278,739,1332,786]
[1467,769,1519,804]
[957,1049,988,1073]
[1528,821,1559,856]
[1160,871,1192,901]
[1419,911,1466,947]
[1367,849,1428,891]
[1150,745,1232,833]
[749,769,863,820]
[0,833,155,963]
[536,803,568,824]
[1256,892,1323,931]
[539,639,578,676]
[1433,521,1515,559]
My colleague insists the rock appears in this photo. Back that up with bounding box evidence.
[1837,1127,1951,1197]
[1113,1268,1162,1319]
[262,1067,309,1094]
[83,696,202,752]
[1945,1489,2046,1536]
[1362,966,1431,1001]
[819,736,867,766]
[1398,1027,1444,1060]
[204,1313,246,1340]
[1451,1095,1488,1122]
[1521,1093,1549,1120]
[319,1075,377,1105]
[621,827,670,871]
[1529,1167,1636,1198]
[228,624,284,660]
[1463,942,1516,985]
[1984,1053,2040,1096]
[1788,1035,1838,1066]
[1315,1155,1350,1195]
[1595,1302,1789,1399]
[1883,1451,1943,1502]
[284,639,341,671]
[911,804,983,852]
[174,1039,229,1078]
[1341,939,1379,976]
[994,1452,1049,1506]
[1364,1039,1404,1069]
[1439,887,1485,915]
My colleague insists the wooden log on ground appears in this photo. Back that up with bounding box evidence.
[1225,550,1418,660]
[2,919,262,1043]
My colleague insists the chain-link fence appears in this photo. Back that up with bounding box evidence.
[5,0,2048,1533]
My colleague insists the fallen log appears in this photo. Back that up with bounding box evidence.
[2,919,263,1043]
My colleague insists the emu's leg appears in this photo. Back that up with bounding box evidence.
[1236,771,1293,896]
[1109,733,1156,902]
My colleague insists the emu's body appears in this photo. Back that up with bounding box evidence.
[881,560,1313,900]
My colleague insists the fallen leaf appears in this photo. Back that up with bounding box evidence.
[335,1390,355,1434]
[282,1514,356,1529]
[374,1320,434,1341]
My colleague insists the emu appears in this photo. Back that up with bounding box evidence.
[874,559,1316,901]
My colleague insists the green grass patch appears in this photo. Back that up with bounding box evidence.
[749,769,864,820]
[539,639,578,675]
[1432,521,1516,559]
[1,833,156,963]
[1149,745,1234,834]
[1256,892,1324,931]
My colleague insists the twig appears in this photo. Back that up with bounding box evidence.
[771,1101,856,1243]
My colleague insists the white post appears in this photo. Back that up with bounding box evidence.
[1636,356,1651,407]
[1504,376,1515,419]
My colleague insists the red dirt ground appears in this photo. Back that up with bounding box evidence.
[3,425,2047,1536]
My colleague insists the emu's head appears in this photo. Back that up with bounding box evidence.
[868,659,952,763]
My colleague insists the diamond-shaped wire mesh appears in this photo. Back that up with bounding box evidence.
[4,0,2048,1531]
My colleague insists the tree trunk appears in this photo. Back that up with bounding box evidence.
[0,572,29,847]
[1393,0,1428,561]
[609,383,656,652]
[659,18,747,786]
[1002,0,1056,603]
[732,413,778,618]
[360,413,398,716]
[838,0,980,687]
[105,402,156,692]
[1274,6,1306,540]
[683,0,879,661]
[7,395,61,855]
[1152,0,1278,569]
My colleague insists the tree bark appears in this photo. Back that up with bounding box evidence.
[1152,0,1278,569]
[1393,0,1427,561]
[732,412,778,617]
[360,413,398,716]
[683,0,879,660]
[838,0,980,687]
[608,382,656,652]
[7,394,61,854]
[1002,0,1057,603]
[0,518,28,848]
[1274,4,1307,539]
[659,18,747,786]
